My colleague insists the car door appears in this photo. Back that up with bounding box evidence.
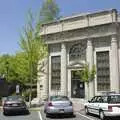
[87,96,98,114]
[93,96,103,115]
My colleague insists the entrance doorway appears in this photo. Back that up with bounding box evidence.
[71,70,85,98]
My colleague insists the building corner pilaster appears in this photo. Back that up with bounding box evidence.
[86,39,94,99]
[111,34,119,93]
[61,43,67,96]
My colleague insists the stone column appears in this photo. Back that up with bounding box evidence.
[61,43,67,96]
[43,58,49,99]
[86,39,94,99]
[111,35,119,93]
[37,79,40,98]
[37,58,49,100]
[37,61,41,99]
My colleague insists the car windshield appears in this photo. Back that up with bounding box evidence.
[108,95,120,103]
[7,96,23,101]
[50,96,69,101]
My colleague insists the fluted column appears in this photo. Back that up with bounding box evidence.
[86,39,94,99]
[111,35,119,93]
[61,43,67,96]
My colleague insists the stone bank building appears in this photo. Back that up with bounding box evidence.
[37,9,120,101]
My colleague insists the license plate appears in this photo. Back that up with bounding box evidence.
[59,109,64,113]
[12,104,18,106]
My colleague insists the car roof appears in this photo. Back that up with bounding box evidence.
[93,94,120,97]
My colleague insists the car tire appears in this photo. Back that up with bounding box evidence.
[99,110,105,120]
[46,113,50,117]
[3,111,8,116]
[85,107,89,115]
[44,109,46,113]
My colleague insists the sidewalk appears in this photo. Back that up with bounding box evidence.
[72,101,84,112]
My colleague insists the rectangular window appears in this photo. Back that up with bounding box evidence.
[96,51,110,91]
[51,56,61,90]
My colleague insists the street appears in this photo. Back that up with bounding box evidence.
[0,108,120,120]
[0,111,41,120]
[0,109,98,120]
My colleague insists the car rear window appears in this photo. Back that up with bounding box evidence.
[50,96,69,101]
[108,95,120,103]
[7,96,23,101]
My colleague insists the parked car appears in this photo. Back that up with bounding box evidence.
[84,93,120,120]
[31,98,43,107]
[44,95,74,117]
[3,95,29,115]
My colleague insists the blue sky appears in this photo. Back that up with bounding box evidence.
[0,0,120,55]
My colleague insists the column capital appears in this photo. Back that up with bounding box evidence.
[87,39,92,46]
[61,43,66,49]
[111,34,117,42]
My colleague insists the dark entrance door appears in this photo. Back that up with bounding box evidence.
[71,70,85,98]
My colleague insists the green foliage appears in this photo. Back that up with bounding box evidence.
[0,0,60,99]
[81,64,96,84]
[19,11,48,85]
[0,53,29,84]
[40,0,60,24]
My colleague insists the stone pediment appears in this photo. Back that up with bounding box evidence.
[67,61,85,69]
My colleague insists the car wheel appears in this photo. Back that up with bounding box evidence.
[99,110,105,120]
[3,111,8,116]
[44,109,46,113]
[46,113,50,117]
[85,107,89,115]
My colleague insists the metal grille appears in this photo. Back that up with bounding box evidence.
[96,51,110,91]
[51,56,61,90]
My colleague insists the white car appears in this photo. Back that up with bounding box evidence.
[84,94,120,120]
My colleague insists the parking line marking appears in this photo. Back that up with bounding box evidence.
[76,112,94,120]
[38,111,43,120]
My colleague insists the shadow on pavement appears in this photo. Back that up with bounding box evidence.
[46,114,76,119]
[3,110,30,116]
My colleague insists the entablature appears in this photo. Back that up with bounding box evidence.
[40,9,117,36]
[43,23,117,44]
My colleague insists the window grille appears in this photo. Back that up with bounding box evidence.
[96,51,110,91]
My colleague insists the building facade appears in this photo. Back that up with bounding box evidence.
[37,9,120,101]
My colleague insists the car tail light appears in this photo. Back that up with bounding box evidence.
[4,103,9,107]
[48,102,53,106]
[108,106,113,112]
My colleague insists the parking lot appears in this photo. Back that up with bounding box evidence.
[0,106,120,120]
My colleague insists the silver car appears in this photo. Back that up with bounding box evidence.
[44,95,74,117]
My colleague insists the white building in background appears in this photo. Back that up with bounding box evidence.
[37,9,120,102]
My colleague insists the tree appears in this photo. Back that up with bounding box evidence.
[19,11,47,106]
[0,54,10,81]
[19,0,60,106]
[39,0,60,24]
[80,64,96,99]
